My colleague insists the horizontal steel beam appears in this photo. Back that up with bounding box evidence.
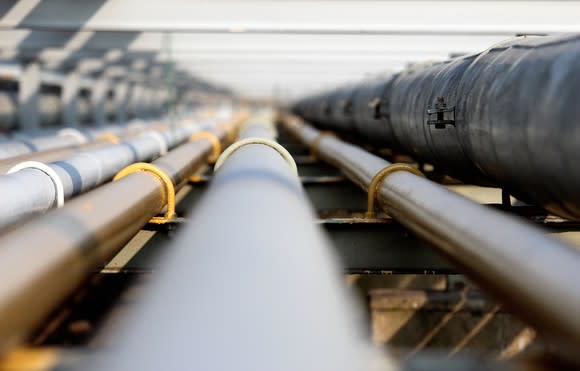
[0,1,577,34]
[0,32,517,54]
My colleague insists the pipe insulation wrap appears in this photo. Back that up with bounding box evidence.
[293,33,580,220]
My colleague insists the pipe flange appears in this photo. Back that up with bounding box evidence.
[7,161,65,208]
[113,162,176,224]
[366,163,425,219]
[189,131,222,164]
[214,137,298,176]
[57,128,88,145]
[142,131,169,156]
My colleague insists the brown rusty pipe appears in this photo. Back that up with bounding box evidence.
[283,115,580,365]
[0,112,247,354]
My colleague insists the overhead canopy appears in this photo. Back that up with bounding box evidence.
[0,0,579,99]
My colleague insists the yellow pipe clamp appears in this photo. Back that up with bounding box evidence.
[113,162,176,224]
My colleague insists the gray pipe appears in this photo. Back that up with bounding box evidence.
[0,118,155,160]
[0,117,238,355]
[86,112,389,371]
[0,116,210,229]
[285,117,580,365]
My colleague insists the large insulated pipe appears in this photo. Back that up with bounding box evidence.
[284,116,580,364]
[0,115,216,229]
[0,112,246,354]
[294,33,580,220]
[85,112,386,371]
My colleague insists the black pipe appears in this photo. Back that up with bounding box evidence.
[293,34,580,219]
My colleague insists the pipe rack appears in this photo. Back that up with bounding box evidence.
[0,120,153,161]
[0,110,247,354]
[283,115,580,364]
[85,112,386,371]
[0,115,214,229]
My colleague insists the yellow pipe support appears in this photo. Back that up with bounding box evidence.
[310,131,337,161]
[97,133,121,144]
[189,131,222,164]
[0,348,58,371]
[113,162,176,224]
[366,163,425,219]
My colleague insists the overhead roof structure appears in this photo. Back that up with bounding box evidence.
[0,0,579,100]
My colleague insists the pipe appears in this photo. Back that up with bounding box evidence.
[0,113,223,229]
[293,33,580,219]
[85,111,386,371]
[283,116,580,365]
[0,117,156,161]
[0,142,106,174]
[0,111,246,354]
[0,121,166,174]
[0,128,154,174]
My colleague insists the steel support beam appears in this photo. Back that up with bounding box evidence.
[61,67,80,127]
[113,80,130,124]
[0,1,577,35]
[91,73,109,126]
[17,59,40,131]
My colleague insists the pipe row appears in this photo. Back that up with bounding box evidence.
[0,112,231,230]
[85,111,387,371]
[284,116,580,365]
[293,33,580,220]
[0,119,155,160]
[0,140,112,174]
[0,111,246,355]
[0,119,164,172]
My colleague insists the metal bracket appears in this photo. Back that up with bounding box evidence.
[368,97,383,119]
[189,131,221,164]
[427,96,455,129]
[113,162,176,224]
